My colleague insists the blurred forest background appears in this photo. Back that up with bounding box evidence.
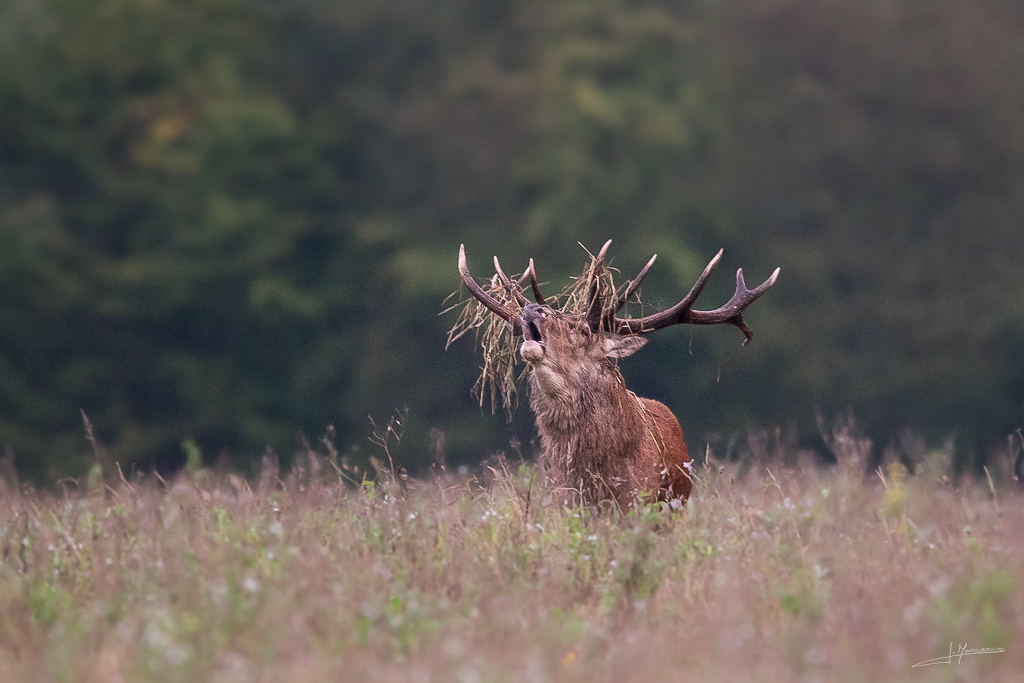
[2,0,1023,481]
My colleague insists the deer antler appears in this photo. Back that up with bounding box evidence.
[521,258,546,304]
[614,253,658,314]
[458,244,522,330]
[492,255,530,308]
[461,241,779,344]
[585,239,613,331]
[459,244,547,332]
[610,249,780,344]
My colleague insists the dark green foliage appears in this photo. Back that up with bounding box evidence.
[1,0,1023,479]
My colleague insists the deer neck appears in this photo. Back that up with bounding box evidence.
[528,364,642,442]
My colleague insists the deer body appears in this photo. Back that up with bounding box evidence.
[457,241,778,508]
[521,303,691,507]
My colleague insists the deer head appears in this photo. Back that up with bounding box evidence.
[518,303,647,404]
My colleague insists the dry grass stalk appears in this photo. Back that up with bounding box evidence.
[0,445,1022,682]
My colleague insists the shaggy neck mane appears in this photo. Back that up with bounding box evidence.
[529,359,652,502]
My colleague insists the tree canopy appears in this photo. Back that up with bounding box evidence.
[2,0,1023,480]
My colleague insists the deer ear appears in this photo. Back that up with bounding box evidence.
[603,334,648,359]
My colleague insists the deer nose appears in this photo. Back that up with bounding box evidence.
[521,303,545,322]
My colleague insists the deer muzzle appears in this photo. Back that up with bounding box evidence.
[520,303,546,363]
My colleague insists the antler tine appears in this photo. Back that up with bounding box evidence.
[585,240,614,330]
[494,255,530,307]
[693,266,780,344]
[613,249,780,344]
[612,249,721,334]
[492,256,511,285]
[458,244,522,330]
[517,258,546,304]
[613,253,658,314]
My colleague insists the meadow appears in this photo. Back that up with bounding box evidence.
[0,427,1021,682]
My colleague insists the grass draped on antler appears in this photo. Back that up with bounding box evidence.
[444,244,631,419]
[443,275,525,417]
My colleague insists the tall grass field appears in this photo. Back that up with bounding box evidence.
[0,428,1021,682]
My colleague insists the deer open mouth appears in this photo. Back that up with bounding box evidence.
[521,304,546,343]
[525,320,543,343]
[520,304,547,362]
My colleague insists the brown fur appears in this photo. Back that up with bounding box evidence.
[522,305,691,509]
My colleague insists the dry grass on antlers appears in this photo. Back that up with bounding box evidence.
[443,245,631,419]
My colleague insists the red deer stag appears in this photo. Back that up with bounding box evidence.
[457,240,779,509]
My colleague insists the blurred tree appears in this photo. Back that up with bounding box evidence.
[0,0,377,477]
[698,0,1024,463]
[1,0,1022,479]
